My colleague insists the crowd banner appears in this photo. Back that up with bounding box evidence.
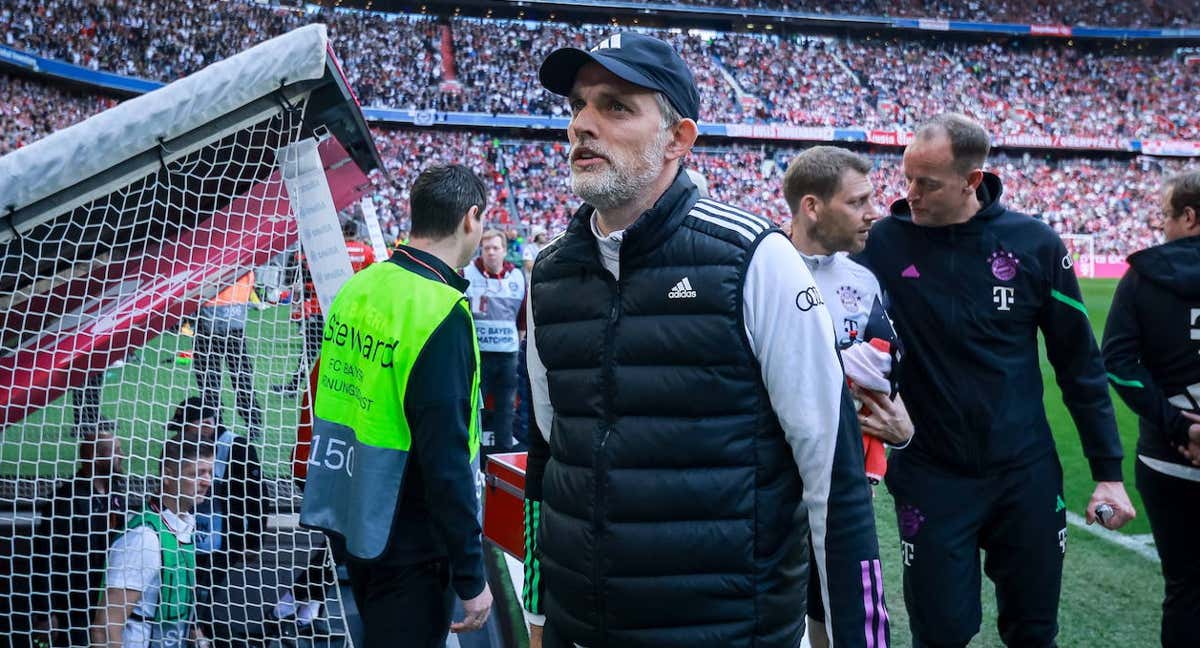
[1030,24,1073,37]
[1141,140,1200,157]
[993,134,1132,151]
[723,124,837,141]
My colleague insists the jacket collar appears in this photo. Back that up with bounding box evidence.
[1128,233,1200,300]
[797,250,840,272]
[566,167,700,263]
[390,245,470,293]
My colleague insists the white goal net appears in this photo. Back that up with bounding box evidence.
[0,25,377,647]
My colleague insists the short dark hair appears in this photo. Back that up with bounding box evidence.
[1164,171,1200,219]
[914,113,991,176]
[783,146,872,214]
[168,396,220,436]
[159,430,215,477]
[409,164,488,240]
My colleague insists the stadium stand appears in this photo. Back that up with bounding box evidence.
[632,0,1194,28]
[0,2,1196,646]
[0,62,1186,257]
[2,1,1197,140]
[0,74,115,155]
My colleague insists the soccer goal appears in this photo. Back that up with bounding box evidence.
[1061,234,1096,279]
[0,25,380,646]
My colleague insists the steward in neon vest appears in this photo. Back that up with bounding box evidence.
[299,244,486,595]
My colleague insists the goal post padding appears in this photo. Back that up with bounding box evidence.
[0,23,379,428]
[0,23,380,645]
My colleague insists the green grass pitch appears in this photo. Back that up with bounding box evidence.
[0,306,305,478]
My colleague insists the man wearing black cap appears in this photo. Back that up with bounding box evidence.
[521,33,887,647]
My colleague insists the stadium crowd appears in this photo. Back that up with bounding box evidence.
[1,4,1198,637]
[0,66,1177,257]
[2,0,1198,141]
[449,20,1199,140]
[0,74,115,155]
[637,0,1193,28]
[377,128,1178,257]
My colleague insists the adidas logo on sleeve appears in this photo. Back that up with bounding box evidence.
[668,277,697,299]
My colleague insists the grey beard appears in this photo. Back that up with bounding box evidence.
[570,130,670,213]
[572,171,643,212]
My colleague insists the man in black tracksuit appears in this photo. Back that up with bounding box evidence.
[859,113,1135,648]
[1102,170,1200,648]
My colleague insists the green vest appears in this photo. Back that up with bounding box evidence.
[299,261,481,560]
[124,510,196,624]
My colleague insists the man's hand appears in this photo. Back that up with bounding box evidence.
[450,584,493,634]
[852,387,914,447]
[529,623,544,648]
[1086,481,1136,530]
[1176,411,1200,466]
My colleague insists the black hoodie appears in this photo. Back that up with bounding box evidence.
[1102,235,1200,464]
[859,173,1124,481]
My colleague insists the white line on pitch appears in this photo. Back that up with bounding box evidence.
[1065,511,1159,563]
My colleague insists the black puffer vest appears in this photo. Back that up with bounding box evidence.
[531,173,807,647]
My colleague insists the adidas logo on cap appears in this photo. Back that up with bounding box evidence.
[668,277,697,299]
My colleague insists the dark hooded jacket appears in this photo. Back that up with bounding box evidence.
[1102,235,1200,464]
[859,173,1124,481]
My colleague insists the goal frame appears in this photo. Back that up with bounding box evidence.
[1061,233,1096,279]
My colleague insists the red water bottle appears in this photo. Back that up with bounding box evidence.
[847,334,891,485]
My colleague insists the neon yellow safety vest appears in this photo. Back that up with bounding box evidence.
[299,260,481,560]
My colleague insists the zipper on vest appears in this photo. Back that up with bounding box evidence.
[593,276,620,639]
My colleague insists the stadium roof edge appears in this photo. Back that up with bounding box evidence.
[442,0,1200,40]
[0,24,331,232]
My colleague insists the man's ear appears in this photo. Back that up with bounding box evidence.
[462,205,481,236]
[1184,206,1199,231]
[664,118,699,161]
[799,195,822,225]
[965,169,984,192]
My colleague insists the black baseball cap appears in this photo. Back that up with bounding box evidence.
[539,32,701,122]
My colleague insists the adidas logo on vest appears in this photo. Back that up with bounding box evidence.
[668,277,697,299]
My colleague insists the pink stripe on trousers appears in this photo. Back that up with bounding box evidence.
[861,560,877,648]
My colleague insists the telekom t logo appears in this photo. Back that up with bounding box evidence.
[993,286,1014,311]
